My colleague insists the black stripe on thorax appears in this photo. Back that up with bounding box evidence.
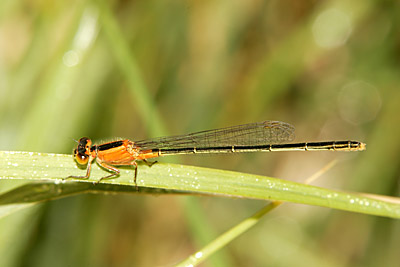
[97,141,124,151]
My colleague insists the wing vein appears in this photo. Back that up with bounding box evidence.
[134,121,295,151]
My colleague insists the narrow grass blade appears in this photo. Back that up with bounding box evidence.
[176,202,282,267]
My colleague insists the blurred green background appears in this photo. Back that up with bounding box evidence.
[1,0,399,266]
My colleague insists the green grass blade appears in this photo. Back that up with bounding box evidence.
[176,202,282,267]
[0,151,399,219]
[97,0,166,136]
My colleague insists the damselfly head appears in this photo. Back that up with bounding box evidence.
[73,137,92,165]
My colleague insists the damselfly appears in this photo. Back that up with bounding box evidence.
[68,121,366,184]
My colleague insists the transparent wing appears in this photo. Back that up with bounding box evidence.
[134,121,295,151]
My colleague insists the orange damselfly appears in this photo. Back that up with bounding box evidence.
[68,121,366,184]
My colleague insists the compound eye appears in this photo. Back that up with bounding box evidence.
[72,137,92,165]
[75,153,89,165]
